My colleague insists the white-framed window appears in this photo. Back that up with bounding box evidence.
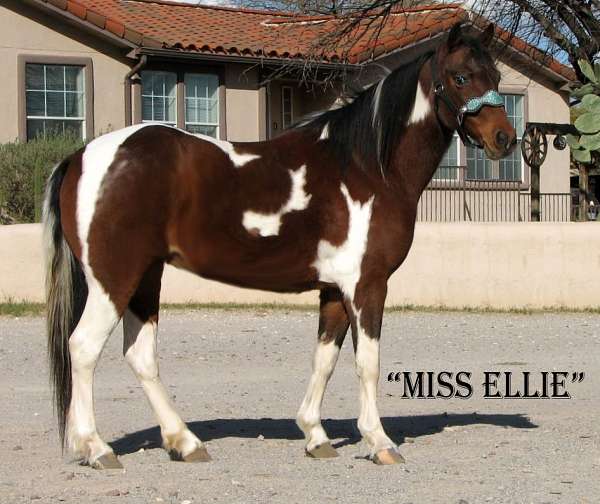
[499,94,524,180]
[466,93,524,181]
[185,73,219,138]
[282,86,293,129]
[433,134,460,181]
[141,71,177,125]
[466,144,493,180]
[25,63,86,140]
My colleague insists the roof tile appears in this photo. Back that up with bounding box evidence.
[33,0,574,79]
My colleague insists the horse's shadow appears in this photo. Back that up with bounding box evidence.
[111,413,537,456]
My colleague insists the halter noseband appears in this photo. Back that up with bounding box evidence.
[429,53,504,149]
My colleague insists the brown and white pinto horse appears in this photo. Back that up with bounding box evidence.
[44,23,516,469]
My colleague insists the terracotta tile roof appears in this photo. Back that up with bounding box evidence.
[36,0,466,63]
[35,0,574,79]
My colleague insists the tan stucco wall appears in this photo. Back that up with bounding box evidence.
[3,223,599,309]
[0,1,130,142]
[225,65,261,141]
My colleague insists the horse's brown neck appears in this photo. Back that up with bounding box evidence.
[387,59,454,203]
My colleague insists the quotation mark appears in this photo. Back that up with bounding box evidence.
[571,372,585,383]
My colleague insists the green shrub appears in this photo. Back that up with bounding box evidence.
[568,59,600,165]
[0,134,84,223]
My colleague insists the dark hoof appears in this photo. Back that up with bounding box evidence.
[306,442,339,459]
[372,448,405,465]
[91,452,123,470]
[170,446,212,463]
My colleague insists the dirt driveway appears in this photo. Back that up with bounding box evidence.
[0,309,599,503]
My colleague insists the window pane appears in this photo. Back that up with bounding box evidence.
[65,66,84,92]
[46,66,64,91]
[26,64,44,90]
[62,120,83,138]
[187,124,217,137]
[185,74,218,99]
[27,119,46,140]
[26,91,45,116]
[184,73,219,135]
[466,146,492,179]
[207,98,218,124]
[499,140,522,180]
[142,96,153,121]
[147,72,175,97]
[46,92,65,117]
[433,135,459,180]
[66,93,84,118]
[152,73,163,96]
[44,119,66,137]
[25,64,86,140]
[505,94,514,116]
[503,94,524,136]
[141,71,177,123]
[153,97,165,122]
[166,97,176,123]
[185,97,197,124]
[441,136,458,166]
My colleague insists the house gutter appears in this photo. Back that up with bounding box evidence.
[124,55,148,127]
[136,47,360,71]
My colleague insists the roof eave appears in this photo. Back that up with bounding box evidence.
[24,0,143,54]
[136,47,362,69]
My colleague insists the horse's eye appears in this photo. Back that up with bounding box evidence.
[454,74,468,86]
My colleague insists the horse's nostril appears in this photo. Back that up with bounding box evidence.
[495,130,509,147]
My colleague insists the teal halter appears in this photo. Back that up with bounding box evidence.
[458,90,504,123]
[430,53,505,149]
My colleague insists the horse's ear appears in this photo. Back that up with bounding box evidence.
[479,23,495,46]
[447,23,463,49]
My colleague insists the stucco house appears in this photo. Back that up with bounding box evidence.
[0,0,574,221]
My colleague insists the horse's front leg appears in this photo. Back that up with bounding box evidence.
[297,287,349,458]
[347,279,404,465]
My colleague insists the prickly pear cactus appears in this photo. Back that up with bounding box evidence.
[568,59,600,164]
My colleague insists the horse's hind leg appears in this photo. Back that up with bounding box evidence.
[123,263,210,463]
[68,276,121,469]
[297,288,349,458]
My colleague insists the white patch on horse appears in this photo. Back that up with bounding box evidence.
[124,310,204,457]
[352,307,396,455]
[78,123,154,264]
[312,184,374,299]
[407,82,431,125]
[242,164,311,237]
[67,274,120,462]
[296,339,340,451]
[319,123,329,140]
[194,134,260,168]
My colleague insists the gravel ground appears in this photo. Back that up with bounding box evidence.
[0,309,599,504]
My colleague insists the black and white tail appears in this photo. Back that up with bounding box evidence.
[43,158,88,446]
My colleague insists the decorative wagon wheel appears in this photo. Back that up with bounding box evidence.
[521,125,548,167]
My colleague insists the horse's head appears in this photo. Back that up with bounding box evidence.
[432,23,517,160]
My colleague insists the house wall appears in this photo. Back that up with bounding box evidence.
[0,1,131,142]
[3,222,599,309]
[0,2,265,144]
[496,60,571,194]
[224,64,261,141]
[268,80,338,137]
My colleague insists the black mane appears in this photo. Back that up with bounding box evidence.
[296,51,433,175]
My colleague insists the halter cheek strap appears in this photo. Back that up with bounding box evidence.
[429,54,504,149]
